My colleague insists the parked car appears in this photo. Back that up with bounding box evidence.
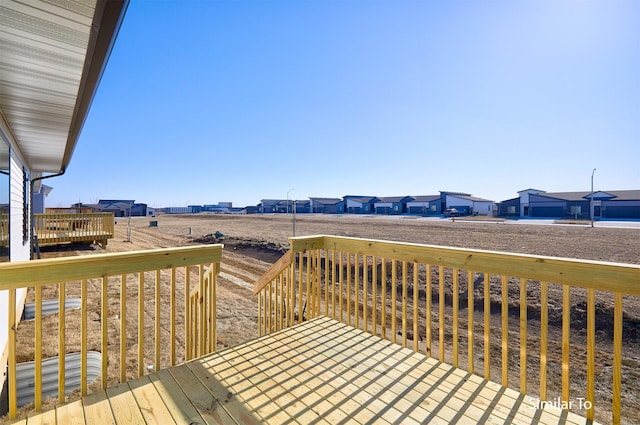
[444,208,461,217]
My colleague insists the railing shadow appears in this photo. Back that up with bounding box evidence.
[183,316,587,424]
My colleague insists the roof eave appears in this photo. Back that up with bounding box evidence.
[60,0,129,173]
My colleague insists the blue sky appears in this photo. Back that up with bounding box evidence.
[48,0,639,208]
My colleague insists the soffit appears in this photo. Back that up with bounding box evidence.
[0,0,127,173]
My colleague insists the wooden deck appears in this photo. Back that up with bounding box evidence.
[11,317,596,424]
[33,213,114,248]
[35,230,113,247]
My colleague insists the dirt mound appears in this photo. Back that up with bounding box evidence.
[192,234,288,263]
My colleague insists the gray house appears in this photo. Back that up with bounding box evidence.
[294,200,311,214]
[374,196,414,215]
[259,199,296,214]
[309,198,344,214]
[499,189,640,219]
[259,200,278,213]
[497,197,520,217]
[344,196,379,214]
[97,200,149,217]
[440,192,494,216]
[72,200,145,217]
[406,195,441,215]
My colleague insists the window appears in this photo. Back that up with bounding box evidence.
[507,206,516,214]
[570,205,582,216]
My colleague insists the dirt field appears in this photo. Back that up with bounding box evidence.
[17,213,640,424]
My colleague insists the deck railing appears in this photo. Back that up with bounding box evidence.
[1,244,222,419]
[0,213,7,247]
[254,235,640,425]
[33,212,115,247]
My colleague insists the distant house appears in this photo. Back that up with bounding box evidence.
[165,207,192,214]
[72,201,126,216]
[228,207,247,214]
[76,200,151,216]
[259,200,279,214]
[294,200,310,214]
[199,203,233,213]
[497,196,521,217]
[259,199,296,214]
[374,196,414,215]
[32,184,53,214]
[309,198,344,214]
[406,195,441,216]
[440,192,494,216]
[344,196,379,214]
[93,200,150,217]
[500,189,640,219]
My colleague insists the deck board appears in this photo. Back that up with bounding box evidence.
[54,399,85,425]
[149,369,207,424]
[105,382,146,425]
[128,375,177,424]
[17,316,597,424]
[81,390,115,424]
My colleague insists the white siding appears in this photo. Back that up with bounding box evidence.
[446,195,473,208]
[518,190,543,217]
[474,201,493,216]
[1,151,29,400]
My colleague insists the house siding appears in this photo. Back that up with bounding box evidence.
[310,200,344,214]
[444,195,473,215]
[407,197,441,215]
[498,198,520,216]
[1,151,30,411]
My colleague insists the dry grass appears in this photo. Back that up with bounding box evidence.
[9,213,640,424]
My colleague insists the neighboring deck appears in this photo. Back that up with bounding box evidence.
[10,317,595,425]
[33,212,114,248]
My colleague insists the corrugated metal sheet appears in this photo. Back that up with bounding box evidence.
[22,298,81,320]
[15,351,102,406]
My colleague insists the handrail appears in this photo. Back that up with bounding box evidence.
[292,235,640,295]
[1,244,222,420]
[253,249,292,295]
[255,235,640,425]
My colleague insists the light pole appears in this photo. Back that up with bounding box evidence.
[590,168,596,228]
[293,200,297,236]
[286,188,294,214]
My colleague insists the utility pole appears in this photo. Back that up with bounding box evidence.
[293,200,297,237]
[125,202,133,242]
[590,168,596,228]
[287,188,294,214]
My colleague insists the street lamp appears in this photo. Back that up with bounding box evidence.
[590,168,596,228]
[286,188,294,214]
[293,200,297,237]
